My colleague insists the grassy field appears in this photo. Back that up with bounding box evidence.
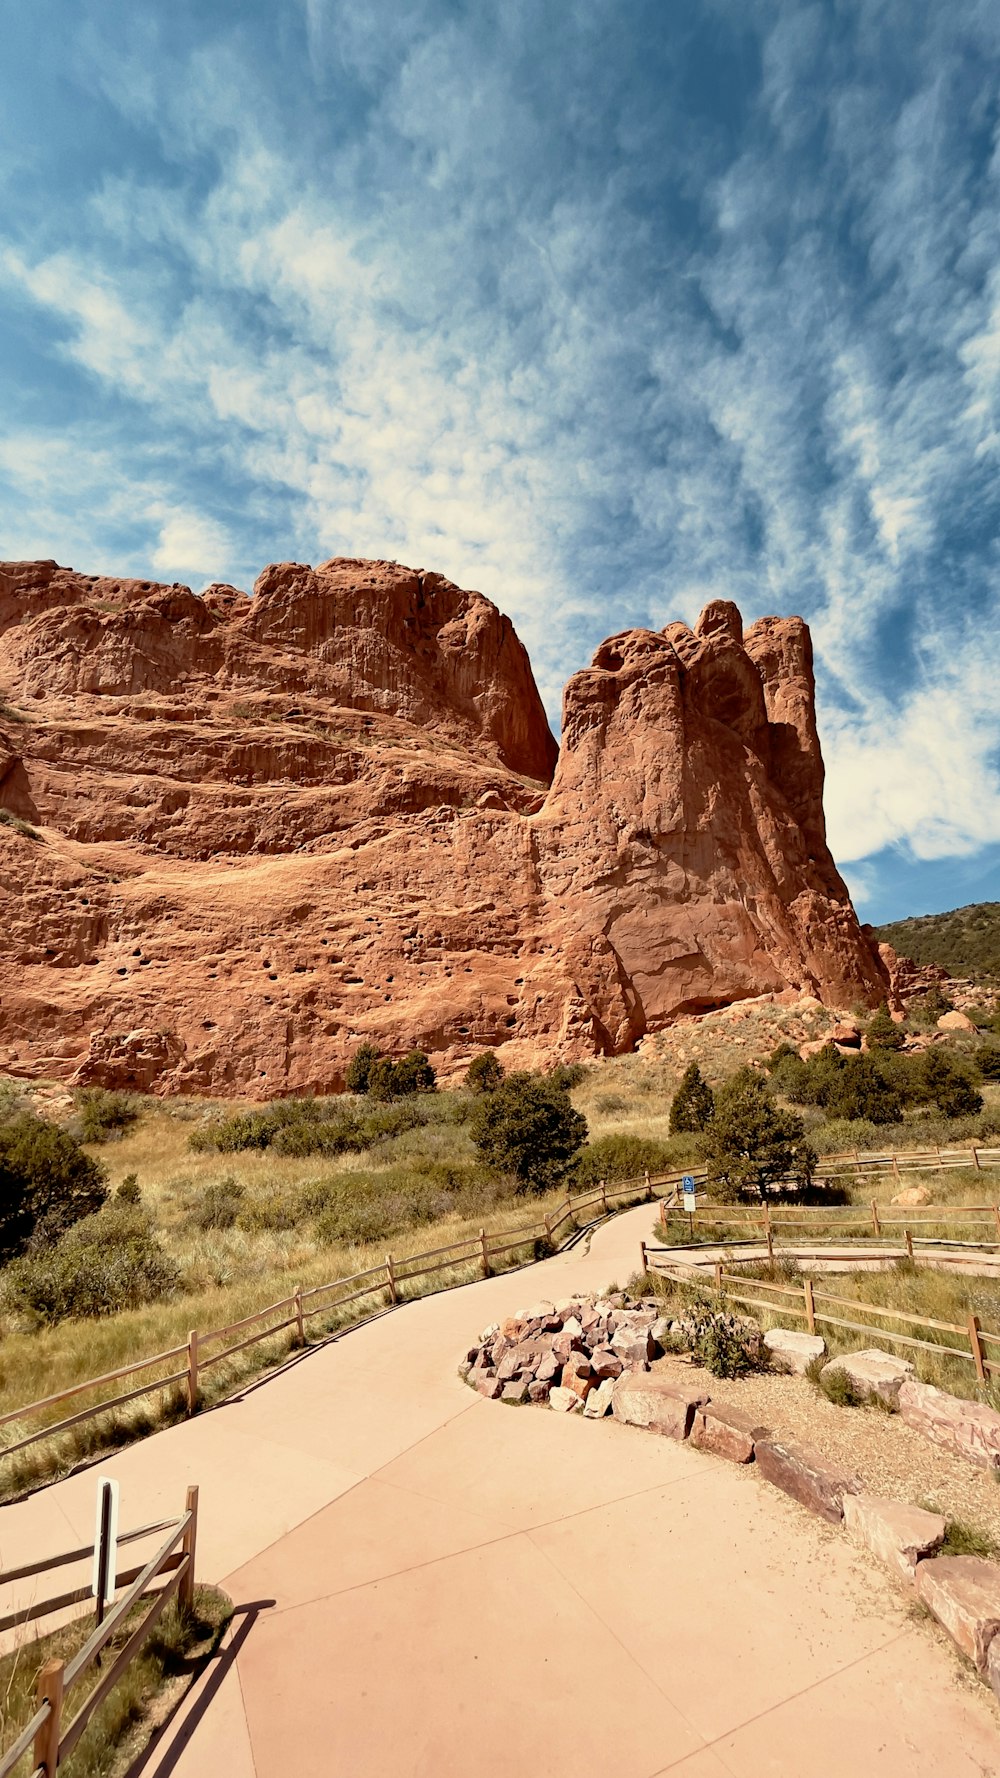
[0,1586,230,1778]
[2,1046,999,1496]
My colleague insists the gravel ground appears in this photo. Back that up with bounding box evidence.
[651,1353,1000,1543]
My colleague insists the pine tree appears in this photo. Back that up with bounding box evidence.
[669,1063,715,1133]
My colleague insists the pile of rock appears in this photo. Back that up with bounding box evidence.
[460,1294,671,1418]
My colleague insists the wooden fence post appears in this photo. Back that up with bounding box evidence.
[479,1229,489,1278]
[543,1213,552,1247]
[659,1198,667,1231]
[803,1277,816,1334]
[765,1220,774,1264]
[180,1484,199,1612]
[187,1329,199,1415]
[892,1153,901,1183]
[645,1169,651,1201]
[972,1145,981,1171]
[293,1287,304,1346]
[714,1261,723,1297]
[994,1204,1000,1242]
[969,1314,987,1384]
[385,1255,398,1305]
[639,1240,648,1275]
[600,1177,608,1216]
[905,1229,914,1261]
[34,1658,64,1778]
[871,1199,881,1238]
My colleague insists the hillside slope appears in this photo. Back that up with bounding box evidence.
[874,904,1000,986]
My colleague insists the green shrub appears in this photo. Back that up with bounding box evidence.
[75,1087,141,1143]
[235,1187,304,1233]
[669,1063,715,1133]
[702,1071,814,1203]
[2,1204,178,1322]
[0,1110,108,1261]
[918,1051,983,1118]
[345,1041,384,1094]
[191,1177,245,1231]
[975,1044,1000,1082]
[547,1062,587,1092]
[811,1362,866,1407]
[470,1072,588,1190]
[909,985,954,1025]
[940,1518,998,1558]
[0,808,42,841]
[866,1002,904,1050]
[573,1133,678,1185]
[370,1050,436,1099]
[825,1055,902,1125]
[116,1172,141,1204]
[669,1303,767,1377]
[466,1050,505,1095]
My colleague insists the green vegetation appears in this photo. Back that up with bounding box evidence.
[343,1042,437,1099]
[466,1049,505,1094]
[2,1202,179,1323]
[874,902,1000,985]
[0,1108,108,1261]
[669,1062,715,1133]
[702,1070,815,1202]
[0,1585,231,1778]
[865,1002,905,1050]
[0,807,42,841]
[769,1041,985,1125]
[75,1087,141,1143]
[572,1131,686,1185]
[939,1517,999,1559]
[469,1072,587,1190]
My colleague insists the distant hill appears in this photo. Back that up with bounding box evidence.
[873,903,1000,985]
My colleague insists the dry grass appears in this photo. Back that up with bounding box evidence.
[0,1585,231,1778]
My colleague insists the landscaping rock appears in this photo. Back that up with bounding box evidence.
[528,1380,551,1404]
[938,1010,976,1034]
[611,1372,709,1440]
[589,1347,624,1380]
[650,1316,673,1350]
[754,1436,860,1523]
[610,1327,655,1367]
[690,1403,768,1464]
[536,1350,561,1384]
[561,1355,594,1402]
[583,1377,617,1419]
[897,1379,1000,1472]
[842,1495,946,1579]
[475,1375,504,1399]
[987,1634,1000,1707]
[821,1349,914,1408]
[549,1385,583,1414]
[501,1379,531,1404]
[763,1329,826,1374]
[916,1556,1000,1671]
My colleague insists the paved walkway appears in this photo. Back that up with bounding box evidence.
[5,1205,1000,1777]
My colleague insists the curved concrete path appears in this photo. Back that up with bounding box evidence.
[4,1204,1000,1778]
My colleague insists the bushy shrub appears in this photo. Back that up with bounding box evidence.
[470,1072,587,1190]
[703,1070,814,1202]
[866,1003,904,1051]
[669,1063,715,1133]
[309,1159,469,1246]
[825,1055,902,1125]
[0,1110,108,1261]
[2,1204,178,1322]
[547,1062,587,1092]
[369,1050,437,1100]
[74,1087,141,1143]
[191,1177,245,1231]
[975,1043,1000,1082]
[466,1050,505,1095]
[573,1133,678,1185]
[909,985,954,1025]
[116,1173,141,1204]
[345,1041,384,1094]
[668,1302,767,1378]
[918,1051,983,1118]
[189,1095,432,1158]
[235,1186,304,1233]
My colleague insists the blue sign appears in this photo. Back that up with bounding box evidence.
[682,1175,694,1191]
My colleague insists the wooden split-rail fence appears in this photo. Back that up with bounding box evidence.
[640,1237,1000,1384]
[0,1486,198,1777]
[0,1169,683,1474]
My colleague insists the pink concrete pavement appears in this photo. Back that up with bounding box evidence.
[5,1204,1000,1776]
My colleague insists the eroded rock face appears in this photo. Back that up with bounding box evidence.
[0,557,889,1094]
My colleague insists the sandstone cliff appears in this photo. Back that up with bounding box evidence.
[0,556,888,1094]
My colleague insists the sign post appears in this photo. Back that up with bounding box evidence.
[682,1174,696,1237]
[92,1477,120,1634]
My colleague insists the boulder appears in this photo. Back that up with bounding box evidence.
[842,1495,946,1580]
[475,1375,504,1400]
[501,1379,531,1404]
[754,1436,860,1523]
[763,1328,826,1374]
[690,1403,768,1464]
[830,1022,861,1046]
[650,1316,673,1350]
[821,1349,914,1408]
[549,1386,583,1414]
[611,1372,709,1440]
[535,1350,561,1384]
[897,1379,1000,1472]
[890,1185,931,1207]
[589,1347,624,1380]
[583,1377,617,1419]
[916,1556,1000,1671]
[527,1379,552,1404]
[610,1327,655,1367]
[560,1355,594,1402]
[987,1633,1000,1707]
[937,1010,976,1033]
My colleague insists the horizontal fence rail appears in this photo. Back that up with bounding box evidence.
[1,1168,689,1476]
[0,1486,198,1777]
[641,1240,1000,1384]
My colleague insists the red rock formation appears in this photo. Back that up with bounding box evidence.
[0,558,889,1095]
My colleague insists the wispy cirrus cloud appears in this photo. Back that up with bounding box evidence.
[0,0,998,918]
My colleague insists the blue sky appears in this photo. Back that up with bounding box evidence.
[1,0,999,925]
